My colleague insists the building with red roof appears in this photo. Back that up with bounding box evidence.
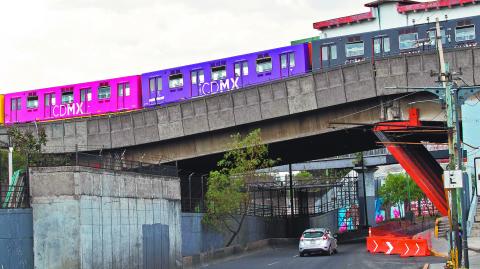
[313,0,480,39]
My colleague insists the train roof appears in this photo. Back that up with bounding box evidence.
[142,44,306,76]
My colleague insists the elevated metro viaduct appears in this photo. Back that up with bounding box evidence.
[4,47,480,217]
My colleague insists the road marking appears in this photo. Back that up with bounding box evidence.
[293,255,298,257]
[403,243,410,256]
[386,241,394,254]
[373,240,378,252]
[268,261,279,266]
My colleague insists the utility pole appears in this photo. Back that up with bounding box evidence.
[434,18,462,268]
[434,17,470,268]
[386,18,480,268]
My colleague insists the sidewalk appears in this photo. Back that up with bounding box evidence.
[428,234,480,268]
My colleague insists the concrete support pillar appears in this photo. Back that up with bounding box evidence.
[354,166,378,228]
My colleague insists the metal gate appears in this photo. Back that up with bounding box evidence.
[0,209,33,269]
[142,223,170,269]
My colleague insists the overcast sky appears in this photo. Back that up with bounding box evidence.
[0,0,428,93]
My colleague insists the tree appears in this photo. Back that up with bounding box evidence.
[378,172,423,221]
[7,126,47,167]
[203,129,277,247]
[294,171,314,182]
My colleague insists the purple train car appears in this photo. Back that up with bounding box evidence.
[4,75,141,124]
[141,44,310,107]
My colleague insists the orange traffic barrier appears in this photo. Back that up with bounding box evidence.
[367,236,430,257]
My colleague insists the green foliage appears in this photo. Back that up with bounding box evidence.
[203,129,277,246]
[7,126,47,166]
[379,172,423,218]
[294,171,314,182]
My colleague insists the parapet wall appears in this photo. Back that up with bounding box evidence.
[29,166,182,269]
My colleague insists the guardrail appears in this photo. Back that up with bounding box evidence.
[30,152,178,178]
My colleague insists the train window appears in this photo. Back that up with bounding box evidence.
[345,41,364,57]
[169,74,184,88]
[281,54,287,68]
[289,52,295,67]
[455,25,475,42]
[399,33,418,50]
[331,45,337,59]
[211,66,226,81]
[256,57,272,73]
[191,70,204,85]
[374,37,390,54]
[235,62,248,77]
[98,86,111,99]
[45,93,56,106]
[322,47,328,61]
[149,78,155,92]
[80,88,91,102]
[428,29,446,46]
[61,91,74,104]
[27,96,38,109]
[149,77,163,93]
[117,83,130,97]
[322,45,337,61]
[281,52,296,68]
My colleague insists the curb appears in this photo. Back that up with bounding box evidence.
[429,247,448,258]
[182,238,297,269]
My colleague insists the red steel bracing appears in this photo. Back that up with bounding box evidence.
[373,108,448,216]
[397,0,476,13]
[313,11,374,30]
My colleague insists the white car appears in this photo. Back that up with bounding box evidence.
[298,228,338,257]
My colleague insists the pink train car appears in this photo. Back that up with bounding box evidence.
[3,75,142,124]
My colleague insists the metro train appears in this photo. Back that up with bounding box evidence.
[1,15,478,125]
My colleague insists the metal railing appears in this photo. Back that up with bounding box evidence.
[30,152,178,178]
[0,182,29,209]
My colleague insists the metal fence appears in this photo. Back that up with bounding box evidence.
[245,176,359,218]
[30,152,178,178]
[181,173,360,220]
[0,173,29,209]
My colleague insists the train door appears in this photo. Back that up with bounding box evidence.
[44,93,55,118]
[191,70,204,97]
[372,36,391,60]
[320,43,338,69]
[234,61,248,88]
[280,52,295,78]
[80,88,91,113]
[116,82,129,110]
[149,76,163,104]
[10,98,21,123]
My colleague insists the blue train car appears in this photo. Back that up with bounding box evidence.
[141,44,310,108]
[312,15,480,70]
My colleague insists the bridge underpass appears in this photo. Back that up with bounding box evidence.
[6,47,477,252]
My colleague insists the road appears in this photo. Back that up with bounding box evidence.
[202,243,446,269]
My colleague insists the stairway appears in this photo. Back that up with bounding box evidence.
[471,197,480,237]
[436,217,450,239]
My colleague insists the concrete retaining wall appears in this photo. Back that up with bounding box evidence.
[30,166,182,269]
[309,210,339,233]
[182,210,340,257]
[181,213,287,257]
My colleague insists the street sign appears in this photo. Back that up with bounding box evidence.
[443,170,463,189]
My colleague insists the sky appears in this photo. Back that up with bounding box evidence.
[0,0,428,93]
